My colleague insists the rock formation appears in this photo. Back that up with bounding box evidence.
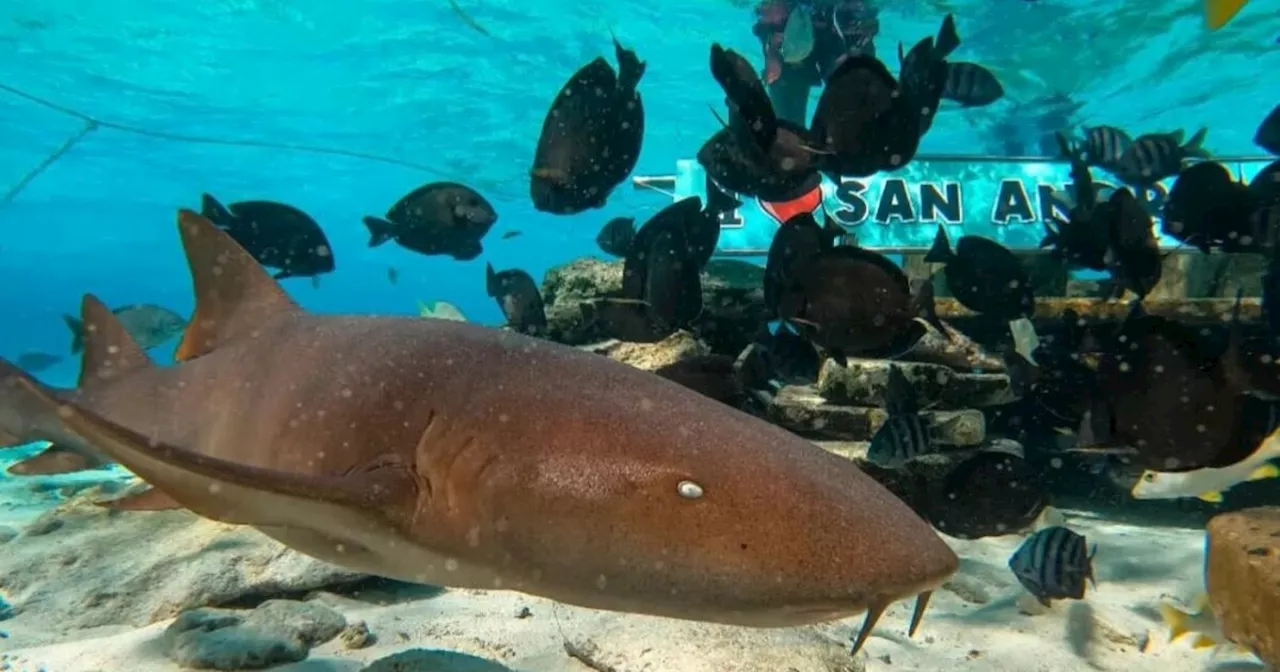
[1206,507,1280,668]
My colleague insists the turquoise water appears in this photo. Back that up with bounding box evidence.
[2,1,1280,670]
[3,2,1277,390]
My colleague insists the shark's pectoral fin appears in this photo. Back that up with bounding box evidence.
[7,444,107,475]
[849,600,887,657]
[13,377,416,545]
[96,486,184,511]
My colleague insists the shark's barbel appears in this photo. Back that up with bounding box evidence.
[0,209,957,653]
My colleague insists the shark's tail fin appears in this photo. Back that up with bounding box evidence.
[0,359,109,474]
[0,292,155,475]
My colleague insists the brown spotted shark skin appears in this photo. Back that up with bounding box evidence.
[0,209,957,649]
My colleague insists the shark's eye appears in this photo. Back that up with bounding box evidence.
[676,480,704,500]
[1143,473,1156,482]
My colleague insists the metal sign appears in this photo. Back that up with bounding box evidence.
[633,155,1276,256]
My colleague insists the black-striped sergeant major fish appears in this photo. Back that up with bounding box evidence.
[866,364,964,468]
[1008,525,1097,607]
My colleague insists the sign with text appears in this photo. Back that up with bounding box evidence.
[665,156,1276,255]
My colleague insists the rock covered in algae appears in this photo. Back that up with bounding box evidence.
[1206,506,1280,668]
[579,330,708,370]
[0,493,367,646]
[817,359,1016,409]
[541,257,768,353]
[161,599,346,670]
[763,385,985,444]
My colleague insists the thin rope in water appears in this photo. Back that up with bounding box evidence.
[0,81,440,203]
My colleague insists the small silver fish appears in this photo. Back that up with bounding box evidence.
[781,4,814,64]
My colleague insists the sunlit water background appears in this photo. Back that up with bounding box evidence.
[1,0,1277,388]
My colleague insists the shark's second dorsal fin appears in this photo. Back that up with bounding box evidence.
[174,210,299,361]
[77,294,153,389]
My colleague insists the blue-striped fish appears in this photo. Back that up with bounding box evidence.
[1008,526,1096,607]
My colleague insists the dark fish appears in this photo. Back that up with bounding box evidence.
[485,263,547,337]
[1081,297,1248,471]
[810,56,908,178]
[780,243,945,362]
[15,352,60,372]
[387,266,399,285]
[652,354,744,406]
[934,13,961,58]
[530,38,645,215]
[596,217,636,257]
[590,197,711,342]
[925,225,1035,321]
[363,182,498,261]
[1112,129,1209,186]
[927,451,1047,539]
[643,214,703,334]
[708,43,777,150]
[768,323,822,383]
[763,213,836,318]
[895,14,958,137]
[1163,161,1256,253]
[697,124,824,202]
[1041,132,1110,270]
[736,323,822,392]
[1008,526,1096,607]
[1103,188,1163,299]
[867,365,939,468]
[941,61,1003,107]
[698,45,823,201]
[63,304,186,354]
[1078,126,1132,172]
[1256,103,1280,155]
[200,194,335,280]
[501,230,522,240]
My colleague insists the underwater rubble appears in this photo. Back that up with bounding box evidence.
[542,255,1280,534]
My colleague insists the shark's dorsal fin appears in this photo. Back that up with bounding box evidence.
[174,210,299,361]
[77,294,153,389]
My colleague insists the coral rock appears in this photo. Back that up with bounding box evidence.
[1206,506,1280,668]
[818,359,1015,409]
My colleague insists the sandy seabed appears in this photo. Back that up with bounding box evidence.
[0,449,1268,672]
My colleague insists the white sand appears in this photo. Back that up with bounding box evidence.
[0,449,1268,671]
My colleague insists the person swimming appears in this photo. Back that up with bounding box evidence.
[748,0,879,227]
[752,0,880,127]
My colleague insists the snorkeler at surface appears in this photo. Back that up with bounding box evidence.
[752,0,880,127]
[748,0,879,226]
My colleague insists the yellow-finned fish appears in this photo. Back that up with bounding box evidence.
[1204,0,1252,31]
[1131,428,1280,503]
[1160,593,1224,650]
[417,300,468,322]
